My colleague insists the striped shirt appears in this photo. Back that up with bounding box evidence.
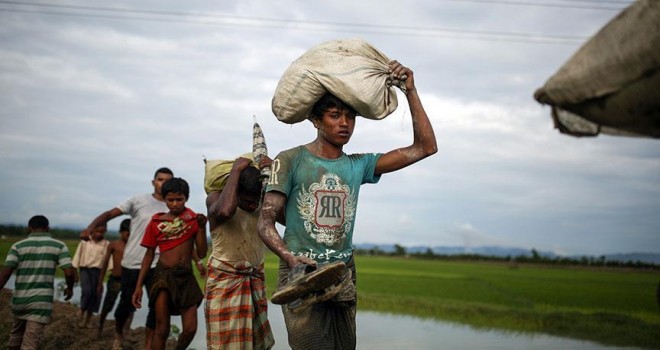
[3,232,73,324]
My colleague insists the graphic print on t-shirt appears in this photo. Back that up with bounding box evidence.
[157,217,192,241]
[297,173,356,246]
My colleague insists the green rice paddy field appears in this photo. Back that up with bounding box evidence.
[2,240,659,348]
[265,254,660,349]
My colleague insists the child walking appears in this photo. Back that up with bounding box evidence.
[97,218,131,337]
[132,177,208,350]
[72,224,110,328]
[0,215,76,350]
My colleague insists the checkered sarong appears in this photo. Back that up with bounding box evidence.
[278,258,357,350]
[204,257,274,350]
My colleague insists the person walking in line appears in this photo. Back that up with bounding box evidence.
[81,167,174,350]
[258,60,437,349]
[132,177,208,350]
[0,215,76,350]
[72,224,110,328]
[205,156,275,350]
[96,218,131,337]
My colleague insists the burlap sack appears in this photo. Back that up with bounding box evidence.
[272,38,402,124]
[534,0,660,138]
[203,153,255,194]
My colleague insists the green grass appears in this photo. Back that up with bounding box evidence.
[2,239,660,348]
[350,256,660,349]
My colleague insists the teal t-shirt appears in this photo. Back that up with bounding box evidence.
[266,146,381,263]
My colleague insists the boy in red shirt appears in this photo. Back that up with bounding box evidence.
[132,177,208,350]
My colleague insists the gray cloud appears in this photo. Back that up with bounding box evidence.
[1,0,656,256]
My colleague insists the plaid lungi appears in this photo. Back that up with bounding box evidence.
[204,257,275,350]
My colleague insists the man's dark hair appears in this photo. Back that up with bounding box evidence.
[239,167,262,197]
[310,93,358,120]
[119,218,131,232]
[162,177,190,199]
[154,167,173,179]
[28,215,49,230]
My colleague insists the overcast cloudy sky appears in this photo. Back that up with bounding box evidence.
[1,0,657,256]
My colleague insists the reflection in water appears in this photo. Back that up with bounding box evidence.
[35,278,636,349]
[354,312,638,350]
[110,304,638,350]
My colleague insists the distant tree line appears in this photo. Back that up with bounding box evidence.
[355,244,660,270]
[4,224,654,270]
[0,224,117,240]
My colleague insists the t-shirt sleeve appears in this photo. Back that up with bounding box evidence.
[187,215,200,236]
[71,242,83,268]
[266,148,296,196]
[141,219,158,248]
[361,152,382,184]
[115,196,135,216]
[58,244,73,269]
[3,244,19,268]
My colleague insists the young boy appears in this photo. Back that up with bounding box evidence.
[0,215,76,350]
[96,218,131,337]
[72,224,110,328]
[132,177,208,350]
[258,60,437,349]
[205,156,275,350]
[81,166,174,350]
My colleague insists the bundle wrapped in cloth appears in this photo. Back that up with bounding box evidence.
[252,117,271,188]
[272,38,405,124]
[203,153,255,194]
[204,118,271,194]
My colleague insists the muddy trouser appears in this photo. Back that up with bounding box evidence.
[100,275,122,316]
[8,318,45,350]
[114,267,156,329]
[278,257,357,350]
[80,267,102,313]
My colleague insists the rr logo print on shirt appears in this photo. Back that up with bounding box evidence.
[315,190,346,228]
[298,173,356,246]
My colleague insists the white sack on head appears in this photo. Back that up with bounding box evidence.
[533,0,660,138]
[272,38,403,124]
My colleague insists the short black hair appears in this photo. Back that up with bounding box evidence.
[119,218,131,232]
[28,215,49,230]
[162,177,190,199]
[154,167,173,179]
[238,166,263,197]
[310,93,357,120]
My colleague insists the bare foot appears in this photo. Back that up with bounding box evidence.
[112,335,123,350]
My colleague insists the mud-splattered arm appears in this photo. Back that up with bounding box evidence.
[375,60,438,175]
[258,192,315,268]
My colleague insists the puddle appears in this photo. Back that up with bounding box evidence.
[5,276,640,349]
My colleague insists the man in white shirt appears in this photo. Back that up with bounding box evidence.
[81,167,173,350]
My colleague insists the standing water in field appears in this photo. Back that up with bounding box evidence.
[127,301,639,350]
[1,275,640,349]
